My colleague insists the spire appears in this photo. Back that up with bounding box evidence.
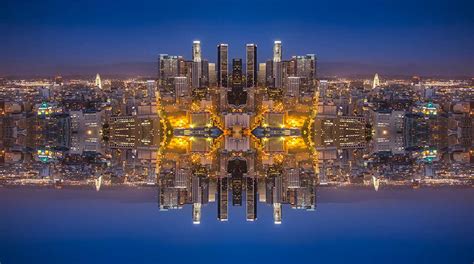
[372,73,380,89]
[95,73,102,89]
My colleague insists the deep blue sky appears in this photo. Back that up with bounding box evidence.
[1,187,473,263]
[1,0,474,76]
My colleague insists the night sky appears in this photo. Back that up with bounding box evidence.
[1,0,473,76]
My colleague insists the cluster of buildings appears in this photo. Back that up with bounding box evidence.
[0,40,473,224]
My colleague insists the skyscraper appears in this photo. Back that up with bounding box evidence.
[273,40,282,62]
[290,54,317,95]
[246,44,257,88]
[265,60,274,87]
[209,63,217,86]
[201,60,209,87]
[286,76,300,97]
[217,177,229,221]
[217,44,229,88]
[228,58,248,107]
[273,41,283,88]
[232,58,243,88]
[192,40,201,62]
[293,54,316,80]
[146,80,156,99]
[246,177,257,221]
[174,77,188,98]
[95,73,102,89]
[373,73,380,88]
[158,54,183,91]
[258,62,266,86]
[192,41,202,88]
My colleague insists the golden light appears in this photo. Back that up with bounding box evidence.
[286,116,306,128]
[168,137,189,151]
[286,137,306,151]
[169,116,189,128]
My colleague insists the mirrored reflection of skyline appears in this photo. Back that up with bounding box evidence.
[1,41,473,226]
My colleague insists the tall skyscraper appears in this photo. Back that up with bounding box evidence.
[246,177,257,221]
[232,58,243,88]
[95,73,102,89]
[158,54,183,91]
[192,40,202,62]
[273,40,282,62]
[192,175,202,224]
[265,60,274,87]
[373,73,380,88]
[258,62,266,86]
[201,60,209,87]
[246,44,257,88]
[273,41,283,88]
[217,44,229,88]
[209,63,217,86]
[192,41,202,88]
[289,54,317,95]
[217,177,229,221]
[293,54,316,80]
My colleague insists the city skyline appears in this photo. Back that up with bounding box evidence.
[1,1,473,263]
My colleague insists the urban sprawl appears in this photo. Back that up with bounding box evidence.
[1,40,473,224]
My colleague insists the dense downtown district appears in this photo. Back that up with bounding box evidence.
[0,40,473,224]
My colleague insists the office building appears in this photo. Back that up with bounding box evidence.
[217,44,229,88]
[246,44,257,88]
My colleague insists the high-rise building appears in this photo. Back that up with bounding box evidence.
[192,175,202,224]
[246,177,257,221]
[146,80,156,99]
[273,41,283,88]
[192,41,202,88]
[95,73,102,89]
[246,44,257,88]
[273,40,282,62]
[217,177,229,221]
[258,63,266,86]
[201,60,209,87]
[232,58,243,88]
[192,40,201,62]
[217,44,229,88]
[373,73,380,88]
[265,60,274,87]
[174,77,188,98]
[158,54,183,91]
[319,80,328,98]
[294,54,316,80]
[209,63,217,86]
[288,54,316,95]
[286,76,300,97]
